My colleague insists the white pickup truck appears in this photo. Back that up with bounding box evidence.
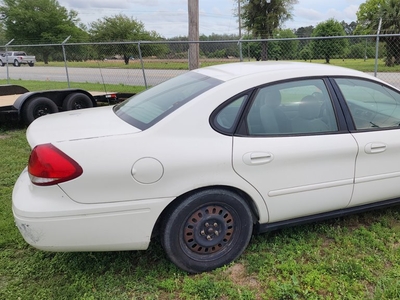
[0,51,36,67]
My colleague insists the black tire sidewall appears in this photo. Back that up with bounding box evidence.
[62,93,93,111]
[161,189,253,273]
[22,97,59,125]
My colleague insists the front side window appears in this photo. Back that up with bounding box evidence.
[114,72,222,129]
[246,79,338,135]
[335,78,400,130]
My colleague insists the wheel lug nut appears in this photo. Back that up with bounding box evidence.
[215,230,219,236]
[205,222,209,227]
[214,223,218,227]
[207,235,212,241]
[200,230,205,236]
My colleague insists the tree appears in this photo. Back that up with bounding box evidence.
[200,33,239,58]
[240,0,298,61]
[268,29,298,60]
[295,25,314,55]
[356,0,400,66]
[311,19,349,63]
[0,0,88,63]
[341,21,357,35]
[295,26,314,37]
[89,14,167,65]
[299,46,312,61]
[355,0,382,35]
[348,42,375,59]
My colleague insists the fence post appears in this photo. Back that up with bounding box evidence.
[62,36,71,88]
[5,38,14,84]
[374,18,382,77]
[238,38,243,62]
[137,42,148,89]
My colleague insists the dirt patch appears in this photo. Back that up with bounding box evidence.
[225,263,260,289]
[0,134,9,139]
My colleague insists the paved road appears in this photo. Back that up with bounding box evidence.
[0,66,187,87]
[1,66,400,89]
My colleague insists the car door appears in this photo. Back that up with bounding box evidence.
[231,78,358,223]
[333,77,400,207]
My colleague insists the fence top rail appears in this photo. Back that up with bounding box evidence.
[1,33,400,48]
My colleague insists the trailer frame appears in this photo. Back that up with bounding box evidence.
[0,85,134,125]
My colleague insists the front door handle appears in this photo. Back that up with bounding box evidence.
[242,152,274,165]
[365,142,387,154]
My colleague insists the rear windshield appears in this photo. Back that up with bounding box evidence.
[14,52,27,56]
[114,72,222,129]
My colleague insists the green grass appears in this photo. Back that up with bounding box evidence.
[0,79,146,94]
[1,126,400,299]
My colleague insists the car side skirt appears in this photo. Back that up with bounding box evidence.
[257,197,400,233]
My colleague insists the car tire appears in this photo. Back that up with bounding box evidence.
[0,60,4,67]
[13,60,20,67]
[28,62,34,67]
[62,93,94,111]
[161,189,254,273]
[22,96,59,125]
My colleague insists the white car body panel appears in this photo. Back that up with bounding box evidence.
[13,61,400,261]
[350,130,400,206]
[13,169,174,251]
[233,134,358,222]
[27,106,141,146]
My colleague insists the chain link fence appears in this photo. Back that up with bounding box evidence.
[1,34,400,89]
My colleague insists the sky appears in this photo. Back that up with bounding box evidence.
[59,0,366,38]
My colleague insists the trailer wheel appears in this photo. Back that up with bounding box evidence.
[13,60,20,67]
[28,62,34,67]
[22,96,59,125]
[62,93,93,111]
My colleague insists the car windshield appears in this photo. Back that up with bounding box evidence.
[114,72,222,129]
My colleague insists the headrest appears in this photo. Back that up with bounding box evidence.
[262,89,281,108]
[298,95,321,120]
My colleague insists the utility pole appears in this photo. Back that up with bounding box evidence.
[238,0,243,61]
[188,0,199,70]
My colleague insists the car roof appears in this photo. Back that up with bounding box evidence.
[193,61,374,82]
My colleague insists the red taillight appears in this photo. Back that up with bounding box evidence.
[28,143,83,186]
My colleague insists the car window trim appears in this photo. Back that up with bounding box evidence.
[328,76,400,133]
[234,76,348,137]
[209,89,257,136]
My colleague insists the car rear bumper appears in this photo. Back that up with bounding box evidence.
[12,168,174,252]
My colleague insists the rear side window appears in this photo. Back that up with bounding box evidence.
[114,72,222,130]
[213,95,248,133]
[245,79,338,135]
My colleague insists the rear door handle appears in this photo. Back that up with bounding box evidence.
[365,142,387,154]
[242,152,274,165]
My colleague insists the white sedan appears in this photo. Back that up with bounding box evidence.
[13,62,400,273]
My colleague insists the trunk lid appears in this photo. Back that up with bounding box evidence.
[27,106,141,147]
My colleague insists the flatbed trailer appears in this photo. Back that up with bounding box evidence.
[0,85,134,125]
